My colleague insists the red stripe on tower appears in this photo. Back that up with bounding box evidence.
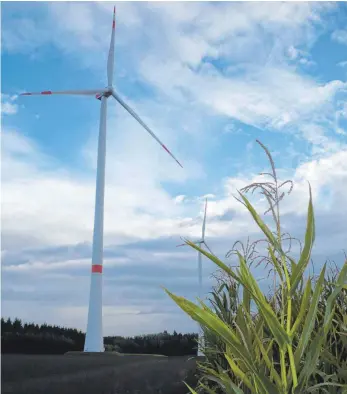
[41,91,52,95]
[92,265,103,273]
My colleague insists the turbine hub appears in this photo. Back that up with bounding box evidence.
[104,89,113,98]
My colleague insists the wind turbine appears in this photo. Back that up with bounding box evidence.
[20,6,182,353]
[177,198,213,356]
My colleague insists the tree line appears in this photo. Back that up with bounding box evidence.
[1,317,198,356]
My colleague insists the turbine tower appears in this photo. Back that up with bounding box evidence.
[178,198,213,356]
[20,6,183,352]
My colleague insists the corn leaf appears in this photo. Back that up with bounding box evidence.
[291,184,315,294]
[237,252,291,349]
[237,192,282,251]
[268,246,284,281]
[186,241,241,283]
[290,278,312,337]
[323,261,347,327]
[243,310,283,388]
[184,382,199,394]
[225,353,255,392]
[294,264,326,367]
[164,289,255,370]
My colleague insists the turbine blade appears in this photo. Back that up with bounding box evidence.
[203,242,215,257]
[107,6,116,86]
[20,89,105,96]
[176,239,202,247]
[112,92,183,168]
[202,198,208,240]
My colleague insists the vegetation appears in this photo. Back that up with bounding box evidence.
[105,330,198,356]
[1,318,85,354]
[165,140,347,393]
[1,318,198,356]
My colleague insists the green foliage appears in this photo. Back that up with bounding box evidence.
[1,318,85,354]
[105,331,198,356]
[165,140,347,393]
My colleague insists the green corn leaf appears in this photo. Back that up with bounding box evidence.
[198,382,220,394]
[164,288,257,372]
[294,264,326,368]
[237,252,291,349]
[243,311,282,388]
[290,278,312,337]
[324,261,347,327]
[306,383,347,393]
[225,353,277,394]
[184,382,199,394]
[243,286,251,314]
[225,353,255,393]
[186,241,241,283]
[206,364,245,394]
[235,308,252,355]
[224,382,245,394]
[268,246,284,282]
[237,192,282,251]
[288,256,297,273]
[291,184,315,294]
[296,323,334,390]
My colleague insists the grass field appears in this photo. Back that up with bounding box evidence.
[1,354,199,394]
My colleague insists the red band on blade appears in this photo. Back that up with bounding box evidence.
[92,265,103,273]
[112,20,115,29]
[162,144,183,168]
[41,91,52,95]
[162,144,170,154]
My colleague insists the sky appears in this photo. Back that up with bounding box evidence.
[1,1,347,337]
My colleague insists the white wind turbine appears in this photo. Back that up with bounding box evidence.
[20,6,183,353]
[177,198,213,356]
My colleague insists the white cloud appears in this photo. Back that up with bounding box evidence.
[141,58,345,137]
[2,126,347,335]
[2,3,344,152]
[332,29,347,45]
[2,2,346,335]
[1,116,205,252]
[1,94,18,116]
[287,46,316,67]
[5,125,345,255]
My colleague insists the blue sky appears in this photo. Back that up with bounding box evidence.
[1,2,347,336]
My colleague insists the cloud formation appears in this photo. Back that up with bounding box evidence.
[1,94,18,116]
[1,2,346,336]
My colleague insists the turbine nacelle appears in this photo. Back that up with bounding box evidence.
[96,88,113,101]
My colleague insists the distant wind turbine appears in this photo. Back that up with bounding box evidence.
[177,198,213,356]
[20,6,183,353]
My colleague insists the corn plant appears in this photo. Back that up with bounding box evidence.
[164,141,347,394]
[198,274,241,392]
[315,267,347,392]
